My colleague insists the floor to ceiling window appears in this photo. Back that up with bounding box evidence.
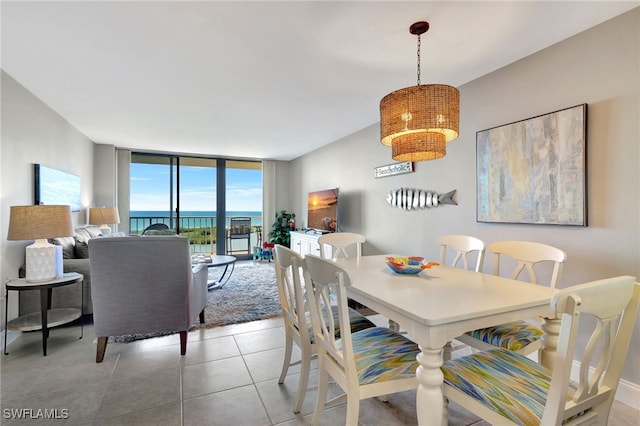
[129,153,262,259]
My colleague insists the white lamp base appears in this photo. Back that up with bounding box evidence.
[25,240,63,282]
[99,225,112,234]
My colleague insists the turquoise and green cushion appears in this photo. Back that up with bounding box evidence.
[305,307,376,343]
[348,327,420,385]
[466,320,543,351]
[442,348,576,425]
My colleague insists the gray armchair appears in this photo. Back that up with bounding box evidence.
[89,236,208,363]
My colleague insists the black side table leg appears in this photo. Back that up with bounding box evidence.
[79,278,84,340]
[3,288,8,355]
[47,287,53,309]
[40,288,49,356]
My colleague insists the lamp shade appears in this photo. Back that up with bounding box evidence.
[8,205,73,281]
[7,205,74,241]
[391,131,446,162]
[89,207,120,225]
[380,84,460,148]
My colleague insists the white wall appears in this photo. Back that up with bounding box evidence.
[287,9,640,393]
[93,144,117,209]
[0,71,95,328]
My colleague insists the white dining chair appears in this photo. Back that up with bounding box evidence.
[304,254,421,426]
[273,245,376,414]
[456,240,567,356]
[442,275,639,426]
[438,234,485,272]
[318,232,365,260]
[318,231,377,315]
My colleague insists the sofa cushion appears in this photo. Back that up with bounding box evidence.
[49,236,76,259]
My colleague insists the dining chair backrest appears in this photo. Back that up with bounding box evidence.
[274,244,309,346]
[304,254,355,371]
[318,232,365,260]
[438,235,485,272]
[544,276,638,424]
[487,240,567,287]
[457,240,567,356]
[273,244,313,413]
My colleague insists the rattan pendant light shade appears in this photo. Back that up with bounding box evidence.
[390,129,446,161]
[380,22,460,162]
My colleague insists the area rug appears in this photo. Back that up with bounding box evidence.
[196,260,282,328]
[110,261,281,342]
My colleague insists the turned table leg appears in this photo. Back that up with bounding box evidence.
[540,315,561,370]
[416,345,446,426]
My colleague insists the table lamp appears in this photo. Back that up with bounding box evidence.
[89,207,120,234]
[7,205,74,282]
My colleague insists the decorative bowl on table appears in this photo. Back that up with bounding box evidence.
[385,257,439,274]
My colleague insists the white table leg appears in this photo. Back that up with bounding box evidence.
[540,316,561,370]
[416,345,445,426]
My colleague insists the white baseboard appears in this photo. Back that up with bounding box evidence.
[571,360,640,410]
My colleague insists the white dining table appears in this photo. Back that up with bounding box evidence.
[335,255,560,426]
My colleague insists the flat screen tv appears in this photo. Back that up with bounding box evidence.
[307,188,339,233]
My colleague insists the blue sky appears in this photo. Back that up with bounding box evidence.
[130,163,262,212]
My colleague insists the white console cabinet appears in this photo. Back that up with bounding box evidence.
[290,231,331,257]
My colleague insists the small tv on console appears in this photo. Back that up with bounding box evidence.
[307,188,339,233]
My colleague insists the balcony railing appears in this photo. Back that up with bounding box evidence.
[129,215,264,255]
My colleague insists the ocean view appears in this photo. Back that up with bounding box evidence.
[129,211,263,232]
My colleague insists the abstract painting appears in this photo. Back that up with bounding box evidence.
[476,104,587,225]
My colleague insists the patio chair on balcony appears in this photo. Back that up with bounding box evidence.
[227,216,251,255]
[142,223,169,235]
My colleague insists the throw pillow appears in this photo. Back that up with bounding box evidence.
[49,236,76,259]
[74,240,90,259]
[98,231,127,238]
[75,226,102,242]
[74,228,92,242]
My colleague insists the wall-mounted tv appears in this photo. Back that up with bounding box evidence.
[34,164,82,212]
[307,188,339,233]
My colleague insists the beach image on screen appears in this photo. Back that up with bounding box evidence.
[307,189,338,232]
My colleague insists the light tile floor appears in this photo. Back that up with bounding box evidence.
[1,315,638,425]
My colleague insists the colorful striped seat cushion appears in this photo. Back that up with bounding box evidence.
[346,327,420,385]
[305,306,376,343]
[442,348,575,425]
[466,320,542,351]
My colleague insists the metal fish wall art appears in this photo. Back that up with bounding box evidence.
[386,188,457,210]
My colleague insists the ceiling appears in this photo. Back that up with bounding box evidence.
[2,1,637,161]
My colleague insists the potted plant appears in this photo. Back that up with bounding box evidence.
[269,210,295,247]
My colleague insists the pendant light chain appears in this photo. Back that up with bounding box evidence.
[416,33,421,86]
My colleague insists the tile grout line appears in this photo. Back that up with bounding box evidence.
[180,356,185,426]
[235,333,277,425]
[90,352,121,424]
